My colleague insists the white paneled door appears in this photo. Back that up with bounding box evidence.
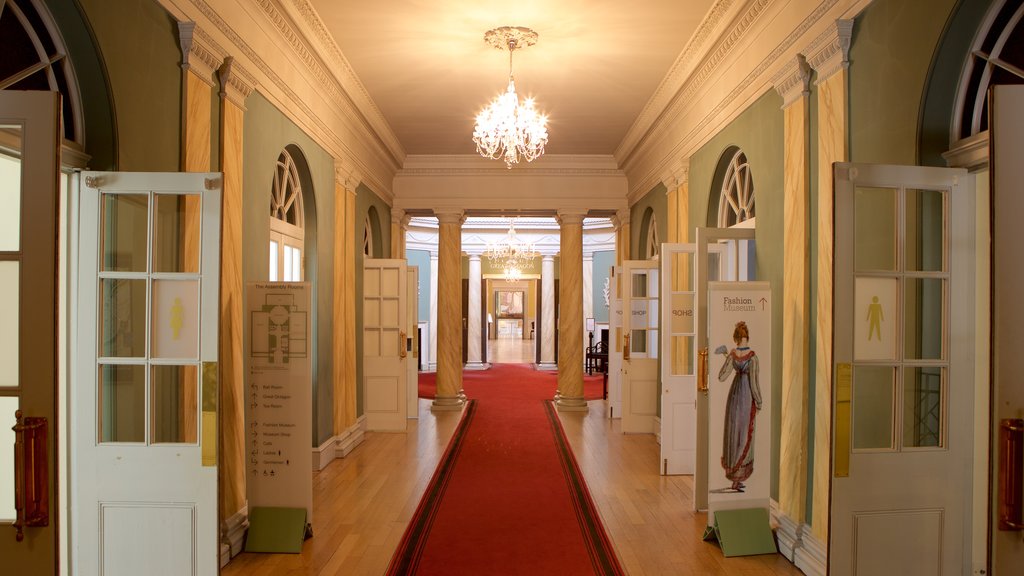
[620,260,659,434]
[363,259,408,431]
[74,172,222,575]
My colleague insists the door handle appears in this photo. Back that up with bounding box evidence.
[12,410,49,542]
[622,333,630,361]
[697,347,708,395]
[399,330,408,359]
[999,418,1024,530]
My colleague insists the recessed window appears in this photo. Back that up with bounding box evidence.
[717,148,755,228]
[269,149,304,282]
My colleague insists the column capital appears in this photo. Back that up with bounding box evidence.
[772,54,812,108]
[429,250,439,259]
[661,159,690,191]
[391,207,406,225]
[612,208,631,230]
[177,21,224,87]
[541,253,556,262]
[466,252,482,260]
[218,56,256,110]
[334,158,361,191]
[556,208,587,226]
[808,19,854,84]
[434,208,465,225]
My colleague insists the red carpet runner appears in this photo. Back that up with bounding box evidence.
[387,364,624,576]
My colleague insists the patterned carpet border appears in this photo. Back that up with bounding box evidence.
[385,400,478,576]
[543,401,626,576]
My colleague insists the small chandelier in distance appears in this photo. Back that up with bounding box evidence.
[472,26,549,169]
[485,218,538,282]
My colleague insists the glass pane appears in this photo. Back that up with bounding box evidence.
[0,125,22,251]
[283,244,293,282]
[151,365,198,444]
[0,396,16,521]
[670,292,694,334]
[152,194,200,273]
[852,365,895,450]
[99,364,146,443]
[101,193,149,272]
[100,278,147,358]
[904,278,945,360]
[905,189,945,272]
[707,252,721,282]
[671,252,693,291]
[151,279,199,359]
[0,262,18,387]
[903,367,944,448]
[269,240,278,281]
[631,272,647,298]
[631,329,647,354]
[292,247,301,281]
[670,335,694,375]
[630,300,650,330]
[854,186,897,271]
[648,330,659,359]
[648,270,659,298]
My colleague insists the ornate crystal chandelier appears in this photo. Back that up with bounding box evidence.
[485,218,538,282]
[472,26,548,169]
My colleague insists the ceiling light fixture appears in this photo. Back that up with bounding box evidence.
[472,26,548,169]
[485,218,538,282]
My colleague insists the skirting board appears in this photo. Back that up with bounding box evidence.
[653,416,662,445]
[311,417,368,471]
[219,505,249,567]
[769,499,825,576]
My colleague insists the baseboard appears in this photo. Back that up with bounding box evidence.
[535,362,557,371]
[653,416,662,445]
[464,362,490,370]
[335,416,366,458]
[219,504,249,567]
[769,499,825,576]
[313,435,335,471]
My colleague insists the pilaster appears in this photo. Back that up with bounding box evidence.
[539,254,557,370]
[662,160,689,244]
[583,252,594,348]
[390,207,407,259]
[333,162,360,435]
[807,19,851,543]
[428,251,439,371]
[772,52,812,527]
[214,53,254,532]
[614,208,631,265]
[556,209,587,412]
[466,252,485,368]
[432,209,466,411]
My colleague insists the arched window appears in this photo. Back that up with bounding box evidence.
[269,148,305,281]
[363,212,373,257]
[715,147,755,228]
[0,0,83,145]
[645,212,660,260]
[954,0,1024,141]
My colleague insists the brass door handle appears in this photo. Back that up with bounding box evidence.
[12,410,48,542]
[697,347,708,395]
[399,330,408,359]
[623,333,630,361]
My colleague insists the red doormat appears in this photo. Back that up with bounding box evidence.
[387,364,624,576]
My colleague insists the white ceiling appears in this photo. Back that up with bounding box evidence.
[308,0,716,157]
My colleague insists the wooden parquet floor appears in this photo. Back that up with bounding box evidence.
[223,395,804,575]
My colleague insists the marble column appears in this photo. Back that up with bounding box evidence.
[466,253,485,369]
[809,20,852,543]
[772,53,812,526]
[428,250,439,371]
[432,209,466,411]
[556,210,587,412]
[538,254,557,370]
[583,252,594,349]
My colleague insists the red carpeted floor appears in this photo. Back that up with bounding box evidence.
[417,364,607,401]
[387,363,623,576]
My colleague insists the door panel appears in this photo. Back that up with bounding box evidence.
[830,162,973,576]
[364,258,407,431]
[606,266,622,418]
[621,260,658,434]
[75,171,221,576]
[0,91,60,574]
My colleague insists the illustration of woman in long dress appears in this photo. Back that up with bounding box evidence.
[715,321,762,492]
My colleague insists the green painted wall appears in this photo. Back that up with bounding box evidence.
[849,0,959,165]
[76,0,180,171]
[408,249,431,323]
[354,183,391,416]
[631,182,668,259]
[688,89,784,499]
[593,250,615,323]
[243,92,337,447]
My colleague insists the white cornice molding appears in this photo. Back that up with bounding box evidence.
[218,56,257,109]
[807,19,853,83]
[623,0,871,203]
[771,54,812,108]
[178,21,225,86]
[162,0,398,203]
[398,154,624,176]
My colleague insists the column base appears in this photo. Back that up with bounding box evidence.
[431,395,466,412]
[427,363,437,372]
[535,362,557,371]
[464,362,489,371]
[555,396,589,412]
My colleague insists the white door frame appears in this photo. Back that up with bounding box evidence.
[620,260,659,434]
